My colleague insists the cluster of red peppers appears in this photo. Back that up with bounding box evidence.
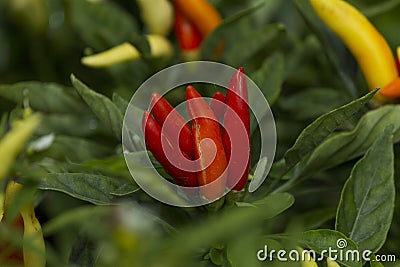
[142,68,250,200]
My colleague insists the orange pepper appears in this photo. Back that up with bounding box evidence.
[173,0,222,38]
[380,77,400,98]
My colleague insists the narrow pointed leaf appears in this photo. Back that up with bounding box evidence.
[294,105,400,180]
[284,89,376,170]
[0,82,87,114]
[38,173,128,205]
[71,75,123,141]
[336,126,395,253]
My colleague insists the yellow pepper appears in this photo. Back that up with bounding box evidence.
[6,0,48,35]
[327,257,340,267]
[81,35,173,68]
[310,0,398,102]
[0,112,43,266]
[1,182,46,267]
[81,42,140,68]
[0,113,41,183]
[298,247,318,267]
[137,0,174,36]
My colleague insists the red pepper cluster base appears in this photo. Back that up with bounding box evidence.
[142,68,250,199]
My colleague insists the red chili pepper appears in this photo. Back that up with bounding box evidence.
[222,67,250,191]
[173,0,221,39]
[0,213,24,264]
[142,111,198,187]
[174,5,202,53]
[209,91,226,122]
[186,85,227,200]
[150,93,195,159]
[396,59,400,76]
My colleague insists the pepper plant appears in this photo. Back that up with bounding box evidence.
[0,0,399,266]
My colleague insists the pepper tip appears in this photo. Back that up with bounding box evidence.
[150,93,162,110]
[379,77,400,98]
[186,85,201,100]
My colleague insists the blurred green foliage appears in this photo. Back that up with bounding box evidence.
[0,0,400,266]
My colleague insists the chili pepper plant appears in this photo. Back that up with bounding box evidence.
[0,0,399,266]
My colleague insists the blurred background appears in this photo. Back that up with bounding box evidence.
[0,0,399,266]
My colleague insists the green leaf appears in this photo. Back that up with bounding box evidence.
[293,105,400,180]
[38,173,126,205]
[201,2,264,60]
[0,82,88,114]
[284,89,376,170]
[73,156,132,180]
[110,182,139,196]
[251,52,285,106]
[302,230,361,267]
[279,88,349,120]
[30,135,113,163]
[336,126,395,253]
[362,0,400,17]
[71,75,123,141]
[36,113,107,138]
[112,92,129,115]
[68,0,146,52]
[224,23,286,67]
[0,113,8,138]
